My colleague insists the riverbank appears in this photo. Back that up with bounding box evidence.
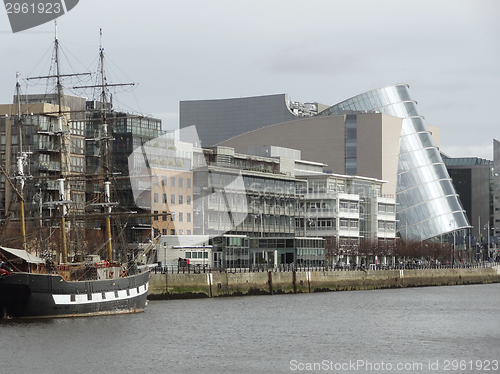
[147,265,500,299]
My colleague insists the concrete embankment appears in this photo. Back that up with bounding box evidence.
[147,265,500,300]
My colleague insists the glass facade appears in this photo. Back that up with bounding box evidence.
[319,84,470,240]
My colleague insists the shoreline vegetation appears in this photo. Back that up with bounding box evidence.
[147,264,500,300]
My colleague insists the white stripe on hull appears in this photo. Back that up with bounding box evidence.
[52,283,149,305]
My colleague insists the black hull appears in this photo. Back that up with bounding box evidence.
[0,271,150,318]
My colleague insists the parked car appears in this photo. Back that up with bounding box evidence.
[334,261,346,270]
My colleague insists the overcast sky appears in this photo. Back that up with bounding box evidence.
[1,0,499,160]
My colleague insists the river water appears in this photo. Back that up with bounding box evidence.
[1,284,499,374]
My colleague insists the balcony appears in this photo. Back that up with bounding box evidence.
[34,142,60,152]
[36,161,60,172]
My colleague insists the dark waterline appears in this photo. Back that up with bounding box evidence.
[2,284,499,374]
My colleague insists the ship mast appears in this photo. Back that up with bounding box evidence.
[27,21,90,263]
[73,29,133,262]
[100,29,113,263]
[55,21,69,263]
[15,72,27,251]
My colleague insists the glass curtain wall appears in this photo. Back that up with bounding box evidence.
[319,84,470,240]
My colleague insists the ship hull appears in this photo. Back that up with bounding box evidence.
[0,271,149,318]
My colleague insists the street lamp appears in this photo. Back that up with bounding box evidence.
[253,213,263,237]
[194,200,205,235]
[483,223,490,262]
[449,219,456,267]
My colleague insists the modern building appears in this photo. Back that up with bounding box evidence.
[443,155,492,239]
[156,235,211,267]
[295,173,396,246]
[180,94,328,147]
[180,84,470,242]
[216,112,401,198]
[194,146,300,239]
[127,133,204,255]
[1,90,165,259]
[493,140,500,240]
[0,102,85,239]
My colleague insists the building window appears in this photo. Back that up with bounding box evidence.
[154,210,158,220]
[162,176,167,186]
[162,211,167,221]
[179,195,183,205]
[154,193,158,203]
[170,177,175,187]
[179,178,183,188]
[171,194,175,204]
[345,114,357,175]
[187,230,191,235]
[170,229,175,235]
[162,229,167,235]
[187,178,191,188]
[187,195,191,205]
[162,194,167,204]
[171,212,175,221]
[179,212,183,222]
[179,229,184,235]
[187,213,191,222]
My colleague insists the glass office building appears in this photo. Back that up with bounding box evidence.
[319,84,470,240]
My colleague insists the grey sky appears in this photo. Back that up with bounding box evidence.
[1,0,499,160]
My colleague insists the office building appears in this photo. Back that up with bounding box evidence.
[180,84,470,242]
[443,155,492,239]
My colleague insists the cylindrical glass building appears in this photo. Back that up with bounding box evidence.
[319,84,470,240]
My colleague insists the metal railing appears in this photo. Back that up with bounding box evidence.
[150,260,499,275]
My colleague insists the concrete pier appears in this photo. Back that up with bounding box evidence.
[147,265,500,299]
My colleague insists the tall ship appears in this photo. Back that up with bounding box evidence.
[0,25,150,318]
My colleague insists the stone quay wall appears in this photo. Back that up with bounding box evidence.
[147,266,500,300]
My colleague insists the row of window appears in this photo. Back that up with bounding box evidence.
[153,193,191,205]
[185,251,209,259]
[378,204,395,214]
[157,228,192,236]
[339,201,358,212]
[378,221,395,231]
[153,211,191,222]
[297,248,324,256]
[340,219,359,229]
[154,176,191,188]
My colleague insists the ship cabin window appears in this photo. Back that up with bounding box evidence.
[70,294,76,302]
[126,290,130,296]
[102,292,106,299]
[115,291,119,298]
[137,287,140,294]
[87,293,92,301]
